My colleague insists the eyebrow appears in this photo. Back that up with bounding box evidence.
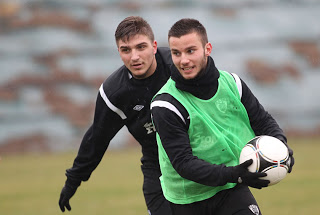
[119,45,129,50]
[185,45,197,50]
[135,42,148,47]
[171,48,179,52]
[171,45,197,52]
[119,42,149,50]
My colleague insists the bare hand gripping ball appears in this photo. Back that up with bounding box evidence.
[239,135,290,186]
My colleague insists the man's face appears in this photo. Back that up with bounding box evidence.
[169,32,212,80]
[118,34,157,79]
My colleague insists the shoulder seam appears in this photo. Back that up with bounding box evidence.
[231,73,242,99]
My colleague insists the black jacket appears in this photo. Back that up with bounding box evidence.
[66,47,172,181]
[151,56,287,187]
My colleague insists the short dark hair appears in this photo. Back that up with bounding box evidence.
[115,16,154,46]
[168,18,208,46]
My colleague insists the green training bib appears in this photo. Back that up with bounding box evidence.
[155,71,255,204]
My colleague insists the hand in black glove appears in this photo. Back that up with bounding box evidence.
[287,146,295,173]
[233,159,270,189]
[59,178,81,212]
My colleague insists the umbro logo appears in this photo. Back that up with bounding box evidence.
[133,105,144,111]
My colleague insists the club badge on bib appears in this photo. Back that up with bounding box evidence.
[249,204,259,215]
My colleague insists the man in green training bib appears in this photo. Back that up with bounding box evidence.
[151,18,294,215]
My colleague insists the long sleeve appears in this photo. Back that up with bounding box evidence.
[66,93,124,181]
[151,95,234,187]
[240,79,287,143]
[151,75,287,187]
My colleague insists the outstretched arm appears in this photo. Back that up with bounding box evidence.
[59,91,125,212]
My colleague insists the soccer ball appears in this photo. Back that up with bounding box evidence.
[239,135,290,186]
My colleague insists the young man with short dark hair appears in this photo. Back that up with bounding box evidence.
[151,18,294,215]
[59,16,173,215]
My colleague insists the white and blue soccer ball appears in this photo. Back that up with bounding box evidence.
[239,135,290,186]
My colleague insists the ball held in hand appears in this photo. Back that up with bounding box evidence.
[239,135,290,186]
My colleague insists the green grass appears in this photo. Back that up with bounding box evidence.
[0,137,319,215]
[0,148,145,215]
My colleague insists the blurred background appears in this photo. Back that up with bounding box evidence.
[0,0,319,153]
[1,1,320,215]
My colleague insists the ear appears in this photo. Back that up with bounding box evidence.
[153,40,158,54]
[205,42,212,56]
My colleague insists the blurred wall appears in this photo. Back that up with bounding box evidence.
[0,0,319,154]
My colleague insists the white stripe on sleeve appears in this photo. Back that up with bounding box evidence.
[151,100,186,124]
[99,84,127,119]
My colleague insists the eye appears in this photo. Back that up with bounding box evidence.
[172,51,180,56]
[187,49,195,54]
[120,48,130,53]
[137,44,147,50]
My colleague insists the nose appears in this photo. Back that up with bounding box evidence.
[131,49,140,61]
[180,54,190,65]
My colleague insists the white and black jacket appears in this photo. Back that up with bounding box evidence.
[66,47,172,182]
[151,56,287,187]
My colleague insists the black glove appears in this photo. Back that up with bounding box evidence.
[59,178,81,212]
[287,146,294,173]
[232,159,270,189]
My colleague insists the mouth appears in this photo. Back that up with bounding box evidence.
[131,63,143,69]
[181,66,195,72]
